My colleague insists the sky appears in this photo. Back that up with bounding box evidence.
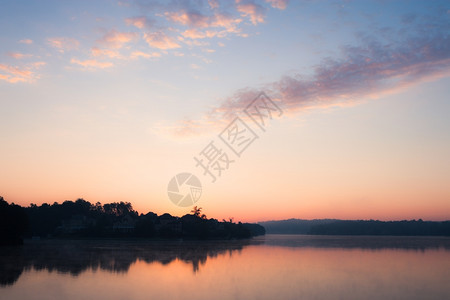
[0,0,449,222]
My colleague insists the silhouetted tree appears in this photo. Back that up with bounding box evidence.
[0,197,29,245]
[191,206,202,217]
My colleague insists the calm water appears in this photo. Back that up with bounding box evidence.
[1,235,450,300]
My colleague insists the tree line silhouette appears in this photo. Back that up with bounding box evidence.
[0,197,265,245]
[0,197,29,245]
[308,219,450,236]
[3,196,449,246]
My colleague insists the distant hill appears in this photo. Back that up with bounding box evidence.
[259,219,450,236]
[259,219,337,234]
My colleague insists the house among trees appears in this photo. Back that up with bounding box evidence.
[155,213,182,234]
[113,214,136,233]
[58,215,96,234]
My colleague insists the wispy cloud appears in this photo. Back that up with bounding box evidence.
[0,64,32,83]
[165,10,210,28]
[236,0,266,25]
[125,16,154,29]
[7,52,32,59]
[130,51,161,59]
[0,61,45,83]
[275,33,450,113]
[96,29,138,49]
[170,27,450,136]
[265,0,288,10]
[120,0,283,56]
[91,47,122,59]
[165,9,242,32]
[70,58,113,69]
[18,39,33,44]
[210,13,242,33]
[143,31,181,49]
[181,28,218,39]
[176,13,243,40]
[31,62,46,68]
[208,0,220,10]
[47,37,79,53]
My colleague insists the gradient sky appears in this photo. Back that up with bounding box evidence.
[1,0,449,222]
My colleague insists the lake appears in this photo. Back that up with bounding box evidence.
[1,235,450,300]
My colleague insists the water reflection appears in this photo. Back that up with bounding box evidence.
[0,239,261,286]
[254,234,450,250]
[1,236,450,300]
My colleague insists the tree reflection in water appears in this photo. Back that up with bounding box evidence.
[0,239,262,286]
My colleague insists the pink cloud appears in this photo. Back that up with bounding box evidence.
[0,64,32,78]
[181,38,210,47]
[0,61,45,83]
[116,0,284,52]
[236,0,266,25]
[117,1,131,7]
[7,52,32,59]
[19,39,33,44]
[130,51,162,59]
[165,9,242,33]
[211,13,242,32]
[265,0,288,10]
[168,117,226,137]
[182,28,218,39]
[47,37,79,52]
[30,61,46,69]
[70,58,114,69]
[208,0,219,10]
[165,11,210,28]
[143,31,181,49]
[177,13,242,39]
[91,47,122,59]
[97,29,138,49]
[125,16,153,29]
[0,74,26,83]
